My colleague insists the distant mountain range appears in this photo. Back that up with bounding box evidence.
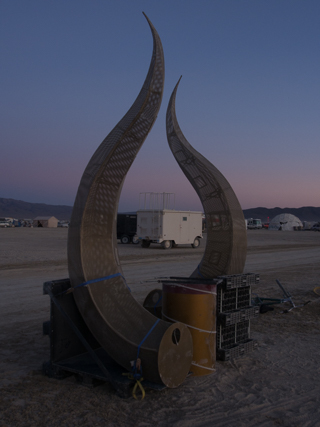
[0,198,73,220]
[1,198,319,222]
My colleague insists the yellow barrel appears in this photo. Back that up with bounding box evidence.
[162,282,216,376]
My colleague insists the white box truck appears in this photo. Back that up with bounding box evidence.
[137,209,203,249]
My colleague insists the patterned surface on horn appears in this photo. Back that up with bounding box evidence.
[166,79,247,278]
[67,16,193,387]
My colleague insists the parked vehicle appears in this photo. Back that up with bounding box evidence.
[311,222,320,231]
[117,213,139,244]
[58,221,69,228]
[0,217,13,228]
[246,218,262,229]
[0,221,10,228]
[137,209,203,249]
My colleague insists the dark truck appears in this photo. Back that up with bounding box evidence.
[117,213,138,244]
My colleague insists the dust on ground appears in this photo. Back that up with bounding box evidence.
[0,228,319,426]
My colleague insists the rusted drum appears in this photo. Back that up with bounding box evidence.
[162,282,217,376]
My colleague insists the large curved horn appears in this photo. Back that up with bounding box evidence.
[166,78,247,278]
[67,16,193,387]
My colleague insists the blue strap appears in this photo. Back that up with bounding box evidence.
[74,272,131,292]
[197,264,205,278]
[132,318,160,380]
[136,318,160,360]
[153,295,162,314]
[76,272,121,288]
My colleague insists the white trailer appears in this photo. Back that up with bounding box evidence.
[246,218,262,229]
[137,209,203,249]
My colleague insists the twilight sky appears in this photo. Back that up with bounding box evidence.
[1,0,319,212]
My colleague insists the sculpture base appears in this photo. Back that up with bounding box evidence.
[42,279,166,397]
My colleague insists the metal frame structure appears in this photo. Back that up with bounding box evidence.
[252,279,309,312]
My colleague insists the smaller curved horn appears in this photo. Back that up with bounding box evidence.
[166,78,247,278]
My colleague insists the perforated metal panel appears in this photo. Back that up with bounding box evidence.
[67,15,193,387]
[166,79,247,278]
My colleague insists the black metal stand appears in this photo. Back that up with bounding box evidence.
[42,279,165,397]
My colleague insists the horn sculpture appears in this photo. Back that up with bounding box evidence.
[166,78,247,278]
[67,16,192,387]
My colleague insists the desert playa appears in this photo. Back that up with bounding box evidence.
[0,228,319,426]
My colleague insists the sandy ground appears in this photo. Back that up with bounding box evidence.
[0,228,319,426]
